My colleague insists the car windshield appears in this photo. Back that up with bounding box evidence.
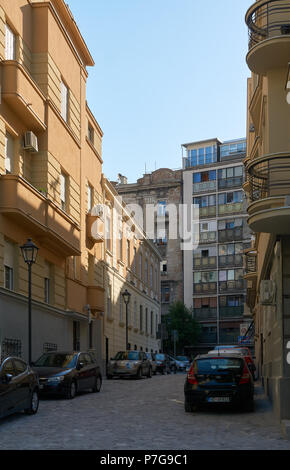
[155,354,165,360]
[34,353,77,368]
[176,356,188,361]
[146,353,152,359]
[114,352,140,361]
[196,358,243,373]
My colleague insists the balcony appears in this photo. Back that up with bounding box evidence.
[87,214,104,244]
[199,206,216,219]
[218,176,243,190]
[87,286,105,312]
[198,231,217,244]
[218,227,244,242]
[193,181,216,193]
[246,0,290,74]
[0,61,46,131]
[219,254,243,268]
[219,280,245,293]
[0,175,80,256]
[193,256,217,269]
[219,306,244,319]
[218,202,243,216]
[194,282,217,294]
[219,331,240,344]
[193,308,217,321]
[246,153,290,234]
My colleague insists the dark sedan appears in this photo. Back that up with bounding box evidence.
[32,351,102,399]
[0,357,39,419]
[184,353,254,412]
[154,353,171,375]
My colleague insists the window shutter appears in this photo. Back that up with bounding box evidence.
[61,81,68,122]
[5,133,14,174]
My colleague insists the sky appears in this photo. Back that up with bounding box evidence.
[67,0,253,183]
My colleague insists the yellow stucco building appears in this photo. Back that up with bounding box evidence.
[244,0,290,426]
[0,0,161,368]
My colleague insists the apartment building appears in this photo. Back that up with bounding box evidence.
[115,168,183,317]
[244,0,290,423]
[101,177,161,360]
[0,0,161,365]
[182,137,253,354]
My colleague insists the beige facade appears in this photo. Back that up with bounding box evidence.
[244,0,290,423]
[0,0,161,366]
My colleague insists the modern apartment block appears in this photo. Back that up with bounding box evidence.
[244,0,290,423]
[182,137,253,354]
[115,169,183,316]
[0,0,161,366]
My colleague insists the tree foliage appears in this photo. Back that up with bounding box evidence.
[162,301,201,355]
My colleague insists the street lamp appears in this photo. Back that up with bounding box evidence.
[20,238,38,364]
[122,289,131,350]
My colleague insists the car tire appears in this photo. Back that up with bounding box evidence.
[136,368,142,379]
[65,380,77,399]
[147,367,152,379]
[92,375,102,393]
[184,401,197,413]
[24,389,39,415]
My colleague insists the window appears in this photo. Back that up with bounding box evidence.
[4,240,14,291]
[134,301,137,328]
[127,240,130,265]
[107,286,112,319]
[5,133,14,174]
[133,247,136,273]
[88,123,94,145]
[61,81,69,122]
[161,260,167,273]
[87,184,93,212]
[44,278,50,304]
[105,216,111,252]
[139,251,143,278]
[157,201,167,216]
[5,25,15,60]
[161,285,170,303]
[145,308,148,334]
[150,265,153,288]
[60,172,67,211]
[145,259,148,283]
[73,321,80,351]
[119,231,123,260]
[140,305,143,331]
[150,311,153,335]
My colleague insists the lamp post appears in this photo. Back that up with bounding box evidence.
[122,289,131,350]
[20,238,38,364]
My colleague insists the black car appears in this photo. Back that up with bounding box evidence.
[0,357,40,419]
[184,353,254,412]
[154,353,171,375]
[32,351,102,399]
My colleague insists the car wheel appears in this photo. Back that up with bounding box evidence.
[184,401,197,413]
[65,380,77,399]
[174,367,177,374]
[92,375,102,393]
[147,367,152,379]
[136,368,142,379]
[25,389,39,415]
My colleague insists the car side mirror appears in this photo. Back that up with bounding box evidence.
[1,374,13,384]
[77,362,85,370]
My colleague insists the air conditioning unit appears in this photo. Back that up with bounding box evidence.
[260,280,276,305]
[23,132,38,152]
[91,204,104,218]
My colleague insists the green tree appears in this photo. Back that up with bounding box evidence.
[162,301,201,355]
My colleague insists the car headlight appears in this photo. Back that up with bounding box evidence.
[47,376,65,383]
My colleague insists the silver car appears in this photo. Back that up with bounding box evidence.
[107,351,152,379]
[145,352,157,375]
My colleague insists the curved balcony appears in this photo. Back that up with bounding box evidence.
[244,249,258,281]
[246,153,290,234]
[246,0,290,73]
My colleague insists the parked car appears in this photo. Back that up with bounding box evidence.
[209,348,256,379]
[167,355,178,373]
[0,357,39,419]
[214,345,238,350]
[145,352,157,375]
[107,351,152,379]
[32,351,102,399]
[154,353,171,375]
[176,356,190,371]
[184,352,254,412]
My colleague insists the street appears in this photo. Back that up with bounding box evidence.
[0,373,289,450]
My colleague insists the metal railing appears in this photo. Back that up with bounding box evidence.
[247,153,290,202]
[219,254,243,268]
[193,308,217,321]
[218,228,243,242]
[219,306,244,319]
[246,0,290,49]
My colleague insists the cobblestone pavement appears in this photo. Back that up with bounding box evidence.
[0,373,289,450]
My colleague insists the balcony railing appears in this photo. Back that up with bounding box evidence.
[219,306,244,319]
[219,254,243,268]
[193,181,216,193]
[199,206,216,218]
[219,332,240,344]
[219,280,245,293]
[218,176,243,190]
[193,256,217,269]
[218,227,243,242]
[193,308,217,321]
[247,153,290,202]
[199,231,217,244]
[218,202,243,216]
[193,282,217,294]
[246,0,290,50]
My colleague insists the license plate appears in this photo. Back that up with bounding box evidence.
[207,397,231,403]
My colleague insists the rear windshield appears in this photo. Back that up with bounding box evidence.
[155,354,165,360]
[114,352,140,361]
[196,358,243,373]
